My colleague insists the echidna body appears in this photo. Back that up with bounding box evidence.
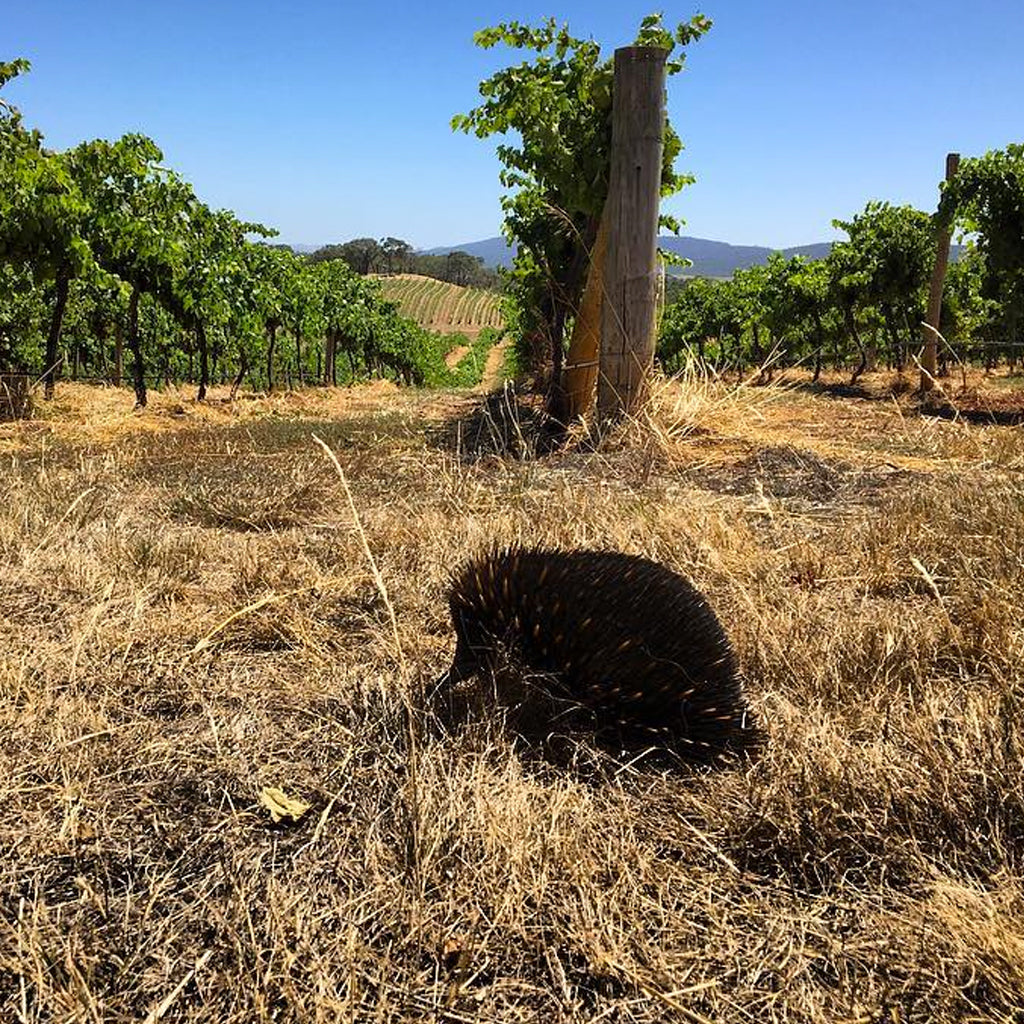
[442,547,754,757]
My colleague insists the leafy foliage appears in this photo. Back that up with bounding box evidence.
[454,13,710,397]
[658,191,1018,381]
[0,60,477,403]
[940,144,1024,347]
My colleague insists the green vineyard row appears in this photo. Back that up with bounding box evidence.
[376,275,503,335]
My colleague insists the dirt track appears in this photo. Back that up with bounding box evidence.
[476,338,509,391]
[444,344,470,369]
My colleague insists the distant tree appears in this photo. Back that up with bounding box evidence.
[444,250,483,286]
[337,237,383,275]
[381,237,412,275]
[307,243,349,265]
[407,251,501,290]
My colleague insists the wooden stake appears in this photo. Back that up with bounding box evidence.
[921,152,960,393]
[597,46,668,422]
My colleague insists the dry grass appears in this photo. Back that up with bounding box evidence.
[0,374,1022,1022]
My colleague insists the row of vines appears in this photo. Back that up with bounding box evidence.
[377,276,504,334]
[0,59,488,411]
[657,147,1024,384]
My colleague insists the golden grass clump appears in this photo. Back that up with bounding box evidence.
[0,374,1022,1022]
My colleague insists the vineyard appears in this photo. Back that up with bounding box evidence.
[3,10,1024,1024]
[657,188,1024,400]
[374,274,503,338]
[0,61,502,409]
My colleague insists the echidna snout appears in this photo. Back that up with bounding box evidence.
[440,546,756,758]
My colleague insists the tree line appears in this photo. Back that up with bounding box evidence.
[308,238,501,291]
[658,146,1024,383]
[0,59,480,408]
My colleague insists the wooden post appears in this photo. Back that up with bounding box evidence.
[127,285,147,409]
[597,46,668,422]
[42,267,70,401]
[113,321,124,388]
[921,152,960,393]
[564,216,608,419]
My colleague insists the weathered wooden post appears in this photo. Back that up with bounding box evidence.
[597,46,668,422]
[921,152,960,393]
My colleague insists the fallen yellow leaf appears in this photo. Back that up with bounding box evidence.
[259,787,311,824]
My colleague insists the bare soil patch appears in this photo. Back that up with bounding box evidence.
[444,343,471,369]
[476,337,510,392]
[779,366,1024,424]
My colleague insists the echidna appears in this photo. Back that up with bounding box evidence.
[439,546,755,759]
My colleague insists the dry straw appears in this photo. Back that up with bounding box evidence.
[0,374,1021,1021]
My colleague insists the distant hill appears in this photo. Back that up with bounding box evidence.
[659,237,835,278]
[421,237,516,269]
[423,236,837,278]
[298,234,961,280]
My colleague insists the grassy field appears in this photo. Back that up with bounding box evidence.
[375,274,504,339]
[1,371,1022,1022]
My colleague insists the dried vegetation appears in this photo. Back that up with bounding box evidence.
[0,372,1022,1022]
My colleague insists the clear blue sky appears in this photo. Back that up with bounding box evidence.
[6,0,1023,250]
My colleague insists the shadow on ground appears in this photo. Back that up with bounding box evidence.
[427,383,563,461]
[924,401,1024,427]
[786,377,1024,425]
[682,444,922,505]
[427,664,760,781]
